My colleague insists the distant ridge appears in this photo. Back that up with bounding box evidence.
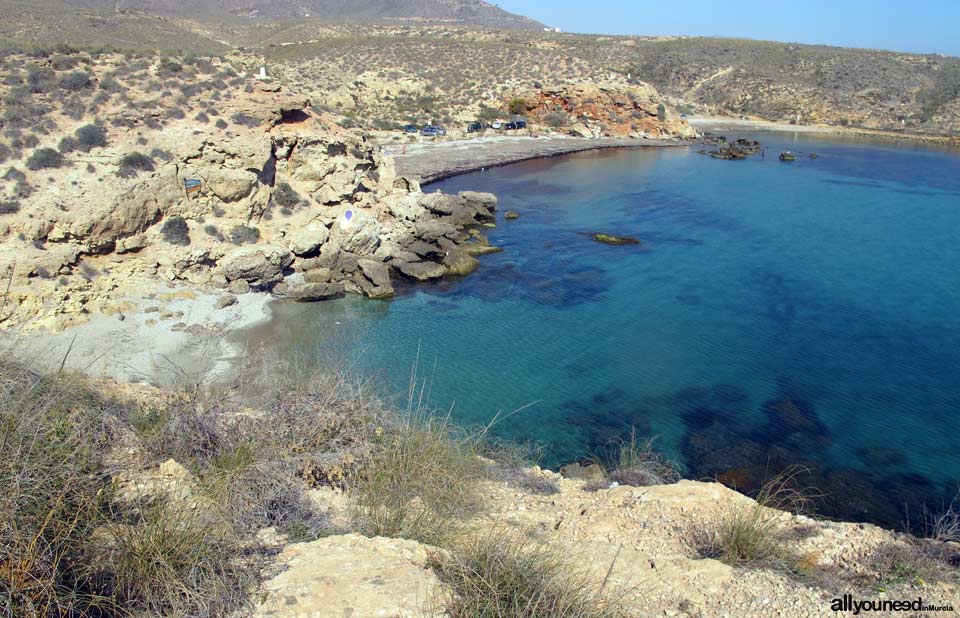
[58,0,546,29]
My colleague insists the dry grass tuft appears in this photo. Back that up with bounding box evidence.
[430,531,627,618]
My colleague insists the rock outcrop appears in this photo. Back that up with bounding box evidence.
[254,534,446,618]
[505,82,697,139]
[0,59,502,331]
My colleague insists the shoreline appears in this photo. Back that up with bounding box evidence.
[689,115,960,147]
[388,134,689,185]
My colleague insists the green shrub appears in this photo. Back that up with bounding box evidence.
[544,111,570,128]
[204,223,224,241]
[26,147,65,170]
[160,216,190,246]
[215,118,228,130]
[58,71,92,91]
[657,102,667,121]
[271,182,301,209]
[0,200,19,214]
[508,97,527,115]
[75,124,108,151]
[58,136,77,153]
[228,225,260,245]
[431,533,626,618]
[117,152,155,178]
[230,112,260,127]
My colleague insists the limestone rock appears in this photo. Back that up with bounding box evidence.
[219,245,293,288]
[330,210,381,256]
[442,249,479,277]
[397,261,446,281]
[284,281,345,302]
[286,223,330,256]
[254,534,446,618]
[198,166,257,203]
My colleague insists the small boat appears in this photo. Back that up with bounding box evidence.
[779,151,796,162]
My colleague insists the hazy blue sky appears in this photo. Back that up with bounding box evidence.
[496,0,960,57]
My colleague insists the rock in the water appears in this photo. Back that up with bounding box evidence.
[219,245,293,288]
[285,282,345,302]
[464,243,504,256]
[254,534,446,618]
[358,258,394,298]
[592,233,641,246]
[397,261,446,281]
[504,211,520,220]
[442,248,479,276]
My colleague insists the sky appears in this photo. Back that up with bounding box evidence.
[496,0,960,57]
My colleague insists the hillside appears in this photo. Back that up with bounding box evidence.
[63,0,545,29]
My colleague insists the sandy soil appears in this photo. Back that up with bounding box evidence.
[4,286,273,387]
[387,134,685,184]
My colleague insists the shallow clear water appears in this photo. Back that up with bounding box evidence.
[248,133,960,530]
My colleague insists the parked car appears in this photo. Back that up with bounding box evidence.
[514,119,527,129]
[491,121,504,130]
[467,122,483,133]
[420,125,446,136]
[504,121,518,130]
[403,124,418,133]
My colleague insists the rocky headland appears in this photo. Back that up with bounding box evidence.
[0,51,506,338]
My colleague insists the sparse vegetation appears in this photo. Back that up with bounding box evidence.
[0,199,20,214]
[228,225,260,245]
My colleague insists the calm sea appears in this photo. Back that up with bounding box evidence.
[244,133,960,530]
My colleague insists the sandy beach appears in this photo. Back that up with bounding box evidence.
[687,115,842,134]
[388,134,686,184]
[4,286,274,387]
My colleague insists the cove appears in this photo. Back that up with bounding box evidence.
[242,132,960,532]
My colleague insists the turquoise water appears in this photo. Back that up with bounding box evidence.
[251,133,960,530]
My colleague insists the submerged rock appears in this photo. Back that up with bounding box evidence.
[592,233,641,246]
[504,210,520,220]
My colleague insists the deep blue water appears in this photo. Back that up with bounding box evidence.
[249,133,960,530]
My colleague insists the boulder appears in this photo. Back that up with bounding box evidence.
[442,249,479,277]
[358,258,391,288]
[397,261,446,281]
[199,166,257,202]
[219,244,293,288]
[253,534,446,618]
[419,192,453,215]
[286,223,330,256]
[330,209,381,256]
[504,211,520,220]
[459,191,498,210]
[285,281,345,302]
